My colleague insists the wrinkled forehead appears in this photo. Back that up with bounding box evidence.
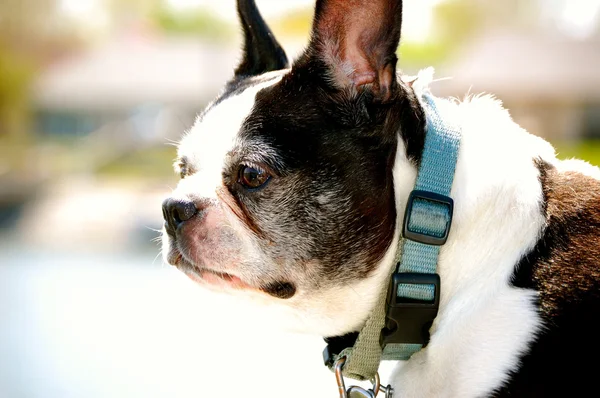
[177,70,288,173]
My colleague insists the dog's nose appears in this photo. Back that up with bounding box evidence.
[162,198,198,232]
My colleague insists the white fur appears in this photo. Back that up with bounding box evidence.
[556,158,600,179]
[164,74,288,291]
[258,227,401,337]
[176,73,286,200]
[382,86,557,396]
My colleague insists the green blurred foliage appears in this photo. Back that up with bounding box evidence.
[399,42,450,70]
[554,141,600,167]
[152,6,233,40]
[0,47,35,106]
[432,0,482,42]
[0,46,35,172]
[400,0,481,69]
[0,46,35,139]
[97,145,178,180]
[270,8,313,39]
[0,0,79,160]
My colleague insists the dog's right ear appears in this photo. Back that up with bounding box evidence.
[298,0,403,103]
[234,0,289,78]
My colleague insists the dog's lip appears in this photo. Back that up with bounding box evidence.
[167,251,182,265]
[193,267,253,290]
[168,250,254,290]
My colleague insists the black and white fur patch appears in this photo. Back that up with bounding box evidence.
[161,0,600,396]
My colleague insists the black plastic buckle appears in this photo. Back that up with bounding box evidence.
[322,344,335,368]
[380,272,441,348]
[403,190,454,246]
[322,332,359,368]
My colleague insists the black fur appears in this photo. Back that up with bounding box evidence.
[260,281,297,299]
[234,0,288,78]
[228,74,401,282]
[324,332,359,362]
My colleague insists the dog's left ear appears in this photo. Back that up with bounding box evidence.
[300,0,403,103]
[234,0,289,78]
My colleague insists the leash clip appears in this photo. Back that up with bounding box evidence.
[334,357,394,398]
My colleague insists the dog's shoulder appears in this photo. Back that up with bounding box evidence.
[542,157,600,222]
[518,158,600,295]
[513,156,600,310]
[533,157,600,296]
[498,157,600,396]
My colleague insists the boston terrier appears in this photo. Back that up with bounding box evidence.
[161,0,600,396]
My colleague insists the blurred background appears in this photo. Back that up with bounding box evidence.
[1,0,599,397]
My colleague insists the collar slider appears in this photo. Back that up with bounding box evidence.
[402,190,454,246]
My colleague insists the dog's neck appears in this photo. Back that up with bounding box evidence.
[319,80,557,340]
[392,90,556,335]
[258,77,556,343]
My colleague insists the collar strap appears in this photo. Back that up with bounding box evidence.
[323,92,462,380]
[380,92,461,359]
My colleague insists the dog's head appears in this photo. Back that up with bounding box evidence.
[161,0,424,335]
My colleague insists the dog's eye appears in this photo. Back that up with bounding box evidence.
[238,165,271,190]
[179,165,188,179]
[177,157,191,179]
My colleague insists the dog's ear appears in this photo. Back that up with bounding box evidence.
[234,0,289,78]
[300,0,403,103]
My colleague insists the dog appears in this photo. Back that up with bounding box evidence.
[161,0,600,396]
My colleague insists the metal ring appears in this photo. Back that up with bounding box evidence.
[334,356,347,398]
[371,372,381,397]
[380,384,394,398]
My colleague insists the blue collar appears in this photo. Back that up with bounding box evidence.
[322,92,462,383]
[380,92,462,359]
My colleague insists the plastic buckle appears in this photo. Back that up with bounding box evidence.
[322,332,359,368]
[402,190,454,246]
[323,345,334,368]
[380,272,441,348]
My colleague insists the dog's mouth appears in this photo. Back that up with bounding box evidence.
[168,251,254,291]
[167,249,297,299]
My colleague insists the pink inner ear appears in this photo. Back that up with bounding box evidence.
[315,0,398,99]
[346,39,377,86]
[353,71,378,87]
